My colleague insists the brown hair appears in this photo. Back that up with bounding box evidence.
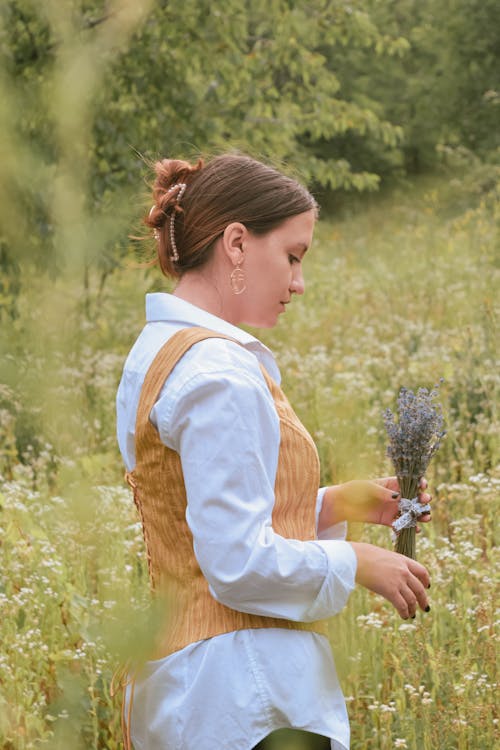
[144,154,317,278]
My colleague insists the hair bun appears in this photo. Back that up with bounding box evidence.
[144,157,203,274]
[145,158,203,230]
[151,158,203,216]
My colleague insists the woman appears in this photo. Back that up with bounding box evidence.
[116,153,432,750]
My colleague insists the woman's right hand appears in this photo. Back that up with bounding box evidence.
[349,542,431,619]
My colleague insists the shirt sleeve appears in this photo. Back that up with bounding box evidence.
[152,340,357,622]
[315,487,349,541]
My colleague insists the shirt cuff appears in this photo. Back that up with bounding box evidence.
[315,487,349,541]
[304,540,357,620]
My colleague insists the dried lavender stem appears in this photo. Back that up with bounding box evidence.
[394,475,420,559]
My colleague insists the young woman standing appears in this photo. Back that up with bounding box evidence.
[116,154,432,750]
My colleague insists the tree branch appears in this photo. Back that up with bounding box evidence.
[82,13,114,31]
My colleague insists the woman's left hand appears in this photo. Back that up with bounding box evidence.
[320,477,432,531]
[369,476,432,529]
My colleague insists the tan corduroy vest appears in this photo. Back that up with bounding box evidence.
[126,326,328,660]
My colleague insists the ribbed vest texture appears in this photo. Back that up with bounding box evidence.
[127,327,328,660]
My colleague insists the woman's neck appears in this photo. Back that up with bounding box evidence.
[173,272,238,325]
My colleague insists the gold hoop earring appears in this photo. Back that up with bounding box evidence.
[230,265,246,295]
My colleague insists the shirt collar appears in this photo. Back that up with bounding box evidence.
[145,293,281,383]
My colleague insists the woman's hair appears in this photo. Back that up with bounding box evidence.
[144,153,317,278]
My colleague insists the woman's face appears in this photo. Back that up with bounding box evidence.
[236,209,316,328]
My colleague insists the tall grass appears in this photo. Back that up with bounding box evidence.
[0,175,498,749]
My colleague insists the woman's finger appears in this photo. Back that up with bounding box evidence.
[374,476,400,493]
[399,584,418,619]
[407,557,431,588]
[393,590,412,620]
[415,520,431,532]
[406,574,430,612]
[416,487,432,526]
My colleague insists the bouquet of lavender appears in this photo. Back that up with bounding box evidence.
[384,383,446,559]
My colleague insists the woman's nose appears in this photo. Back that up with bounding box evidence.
[290,268,305,295]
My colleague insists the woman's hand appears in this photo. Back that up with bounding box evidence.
[319,477,432,531]
[349,541,431,619]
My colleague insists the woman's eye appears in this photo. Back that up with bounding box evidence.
[288,254,300,264]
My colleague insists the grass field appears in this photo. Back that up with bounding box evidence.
[0,174,498,749]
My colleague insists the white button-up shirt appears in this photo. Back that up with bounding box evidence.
[116,293,357,750]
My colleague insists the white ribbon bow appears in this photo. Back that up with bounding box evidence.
[392,496,431,534]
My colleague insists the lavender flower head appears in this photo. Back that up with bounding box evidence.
[384,381,446,558]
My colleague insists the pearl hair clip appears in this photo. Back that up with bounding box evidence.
[150,182,187,263]
[167,182,187,262]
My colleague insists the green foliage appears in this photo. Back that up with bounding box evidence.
[2,0,499,319]
[343,0,500,172]
[0,0,412,320]
[58,0,405,194]
[0,0,155,320]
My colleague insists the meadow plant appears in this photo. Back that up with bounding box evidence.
[384,384,446,559]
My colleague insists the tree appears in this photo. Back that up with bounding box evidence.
[0,0,409,316]
[337,0,500,172]
[2,0,498,315]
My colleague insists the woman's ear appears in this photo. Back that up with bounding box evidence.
[222,222,247,266]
